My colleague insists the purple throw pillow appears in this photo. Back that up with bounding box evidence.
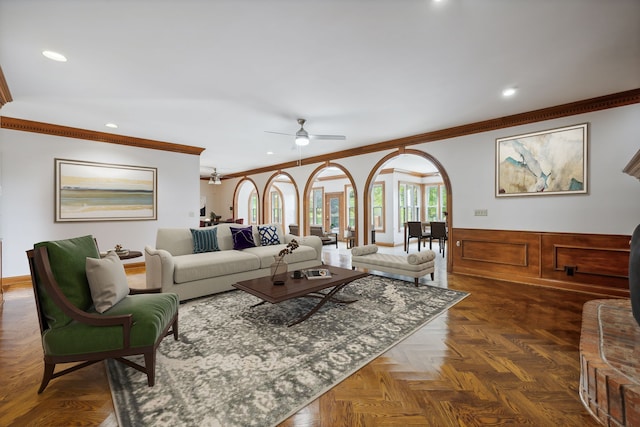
[231,226,256,250]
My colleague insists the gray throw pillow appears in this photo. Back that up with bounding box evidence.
[86,251,129,313]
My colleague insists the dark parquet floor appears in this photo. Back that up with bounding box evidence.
[0,245,602,426]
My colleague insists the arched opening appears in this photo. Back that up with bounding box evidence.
[303,162,358,245]
[233,177,260,225]
[263,171,299,233]
[363,149,452,271]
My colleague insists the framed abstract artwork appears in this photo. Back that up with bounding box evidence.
[496,123,588,197]
[55,158,157,222]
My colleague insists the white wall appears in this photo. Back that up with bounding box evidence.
[427,105,640,234]
[5,104,635,278]
[0,129,201,277]
[230,105,640,246]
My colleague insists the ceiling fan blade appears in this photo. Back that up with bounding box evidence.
[309,134,346,140]
[264,131,294,136]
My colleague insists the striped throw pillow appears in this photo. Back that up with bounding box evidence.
[190,228,220,253]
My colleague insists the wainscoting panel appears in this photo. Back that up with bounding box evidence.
[452,228,631,297]
[454,229,541,279]
[540,234,630,292]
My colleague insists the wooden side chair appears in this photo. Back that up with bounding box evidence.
[406,221,430,252]
[309,225,338,248]
[430,221,448,256]
[26,234,179,393]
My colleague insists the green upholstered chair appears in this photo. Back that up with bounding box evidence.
[26,235,179,393]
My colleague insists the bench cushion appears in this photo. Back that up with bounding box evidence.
[407,251,436,264]
[352,253,434,273]
[351,244,378,256]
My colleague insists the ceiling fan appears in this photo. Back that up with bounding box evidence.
[208,168,222,185]
[265,118,346,146]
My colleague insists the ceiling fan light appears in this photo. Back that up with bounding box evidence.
[295,135,309,146]
[209,169,222,184]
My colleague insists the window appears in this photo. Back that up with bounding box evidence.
[309,188,323,226]
[398,182,420,228]
[371,182,385,231]
[248,191,258,225]
[425,184,447,222]
[270,189,283,225]
[345,185,355,228]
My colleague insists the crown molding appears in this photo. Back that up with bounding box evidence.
[0,66,13,109]
[223,88,640,179]
[0,116,205,156]
[1,88,638,166]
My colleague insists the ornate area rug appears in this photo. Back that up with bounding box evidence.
[107,275,468,427]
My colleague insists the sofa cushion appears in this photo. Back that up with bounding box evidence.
[258,225,280,246]
[231,226,256,250]
[243,244,318,269]
[190,228,220,253]
[173,250,261,284]
[156,228,195,256]
[85,251,130,313]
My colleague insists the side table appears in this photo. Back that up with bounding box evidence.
[101,250,143,260]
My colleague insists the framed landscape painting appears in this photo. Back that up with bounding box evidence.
[496,123,588,197]
[55,159,157,222]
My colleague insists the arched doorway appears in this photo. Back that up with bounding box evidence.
[233,178,260,225]
[303,162,358,244]
[263,171,299,232]
[363,149,452,271]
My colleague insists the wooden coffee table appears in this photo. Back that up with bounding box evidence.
[233,265,368,326]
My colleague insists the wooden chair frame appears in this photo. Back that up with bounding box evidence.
[406,221,430,252]
[430,221,448,257]
[309,225,338,248]
[27,247,179,393]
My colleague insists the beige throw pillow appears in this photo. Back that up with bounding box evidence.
[86,251,129,313]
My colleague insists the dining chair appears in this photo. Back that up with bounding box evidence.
[430,221,448,256]
[406,221,430,252]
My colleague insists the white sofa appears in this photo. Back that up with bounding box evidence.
[145,223,323,301]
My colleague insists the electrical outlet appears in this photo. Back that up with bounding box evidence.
[474,209,488,216]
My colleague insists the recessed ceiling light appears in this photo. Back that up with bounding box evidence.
[105,123,118,129]
[42,50,67,62]
[502,87,517,97]
[266,151,274,155]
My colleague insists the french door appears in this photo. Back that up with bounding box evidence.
[324,192,344,240]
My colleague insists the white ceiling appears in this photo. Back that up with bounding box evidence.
[1,0,639,177]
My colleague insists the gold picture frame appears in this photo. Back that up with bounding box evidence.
[55,158,157,222]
